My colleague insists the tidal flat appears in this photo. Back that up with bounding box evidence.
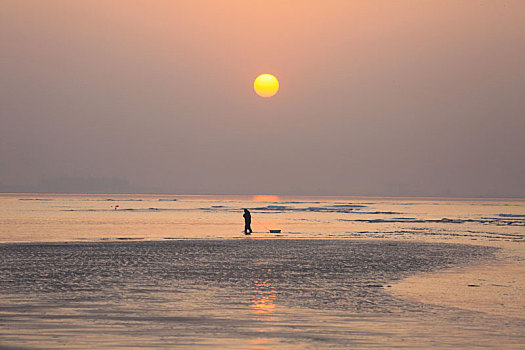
[0,239,522,349]
[0,194,523,348]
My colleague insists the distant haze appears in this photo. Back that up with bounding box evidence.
[1,1,524,197]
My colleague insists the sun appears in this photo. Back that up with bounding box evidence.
[254,74,279,98]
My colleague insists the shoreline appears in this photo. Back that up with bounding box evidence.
[0,236,506,246]
[387,240,525,320]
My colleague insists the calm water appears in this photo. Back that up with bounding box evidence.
[0,194,524,348]
[0,193,523,243]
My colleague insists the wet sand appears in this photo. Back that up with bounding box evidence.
[388,240,525,326]
[4,239,523,349]
[1,194,523,348]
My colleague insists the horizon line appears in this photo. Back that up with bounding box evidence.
[2,191,524,201]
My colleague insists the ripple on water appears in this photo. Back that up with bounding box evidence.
[0,240,502,348]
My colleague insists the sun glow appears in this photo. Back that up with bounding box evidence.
[254,74,279,98]
[253,195,280,201]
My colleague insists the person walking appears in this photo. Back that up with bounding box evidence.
[243,209,252,235]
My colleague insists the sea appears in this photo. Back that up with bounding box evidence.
[0,193,523,349]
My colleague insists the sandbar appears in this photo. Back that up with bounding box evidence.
[389,241,525,320]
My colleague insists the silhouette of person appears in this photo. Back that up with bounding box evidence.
[243,209,252,235]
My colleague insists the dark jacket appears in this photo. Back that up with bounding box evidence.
[243,210,251,223]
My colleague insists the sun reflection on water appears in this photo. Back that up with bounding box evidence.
[249,269,277,349]
[251,277,276,315]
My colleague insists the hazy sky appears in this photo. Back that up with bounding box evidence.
[1,1,524,197]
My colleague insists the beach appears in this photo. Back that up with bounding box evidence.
[3,1,524,348]
[389,238,525,320]
[0,194,523,349]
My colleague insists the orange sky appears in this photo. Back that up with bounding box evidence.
[1,1,524,196]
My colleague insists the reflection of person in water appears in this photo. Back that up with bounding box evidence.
[243,209,252,235]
